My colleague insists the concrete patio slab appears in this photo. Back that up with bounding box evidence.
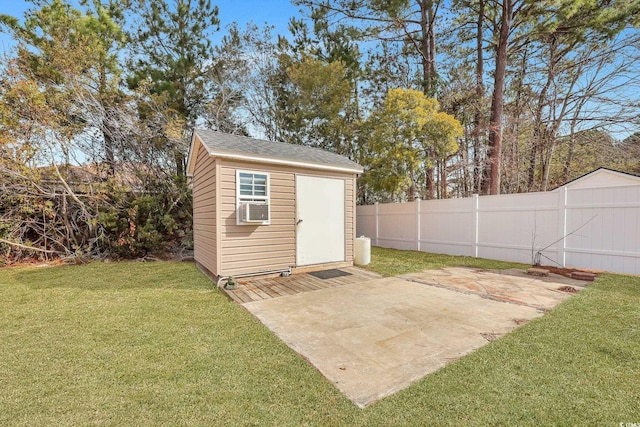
[240,267,589,407]
[244,274,548,407]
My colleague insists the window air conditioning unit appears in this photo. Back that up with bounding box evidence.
[239,202,269,223]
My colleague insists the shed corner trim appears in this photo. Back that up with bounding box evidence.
[186,131,216,177]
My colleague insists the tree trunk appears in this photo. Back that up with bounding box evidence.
[563,121,579,182]
[482,0,513,195]
[508,45,530,193]
[540,140,556,191]
[440,159,448,198]
[427,0,436,91]
[103,119,116,174]
[526,132,539,191]
[458,133,470,196]
[473,0,485,194]
[175,152,186,177]
[563,140,575,182]
[419,0,436,94]
[418,0,438,198]
[528,35,557,192]
[425,167,435,199]
[99,68,115,175]
[408,169,417,201]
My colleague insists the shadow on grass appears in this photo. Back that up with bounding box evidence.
[14,260,215,291]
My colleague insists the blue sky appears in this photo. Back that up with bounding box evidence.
[0,0,303,52]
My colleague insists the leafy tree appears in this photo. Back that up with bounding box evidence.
[0,0,123,165]
[274,55,356,156]
[0,0,194,261]
[450,0,640,194]
[203,25,251,135]
[288,14,363,115]
[295,0,441,96]
[549,130,620,186]
[619,132,640,173]
[524,1,640,191]
[78,0,128,171]
[214,24,287,141]
[127,0,220,176]
[0,58,51,166]
[294,1,448,197]
[362,88,462,201]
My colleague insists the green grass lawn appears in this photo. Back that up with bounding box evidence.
[1,250,639,426]
[365,246,529,276]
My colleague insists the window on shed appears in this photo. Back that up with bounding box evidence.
[236,170,270,224]
[238,172,268,200]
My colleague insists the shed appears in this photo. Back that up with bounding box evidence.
[186,129,364,280]
[555,167,640,190]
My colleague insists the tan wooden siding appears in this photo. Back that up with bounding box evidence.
[217,159,356,277]
[345,176,355,262]
[219,160,295,276]
[192,141,217,275]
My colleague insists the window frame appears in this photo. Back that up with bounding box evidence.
[236,170,271,225]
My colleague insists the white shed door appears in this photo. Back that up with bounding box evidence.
[296,175,345,266]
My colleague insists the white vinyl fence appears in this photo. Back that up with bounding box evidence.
[357,178,640,275]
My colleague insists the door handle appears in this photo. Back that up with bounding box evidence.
[296,219,303,225]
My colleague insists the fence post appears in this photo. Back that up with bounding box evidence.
[472,194,479,258]
[374,202,379,247]
[415,197,421,251]
[557,187,568,267]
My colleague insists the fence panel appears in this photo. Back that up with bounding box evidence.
[477,192,558,265]
[355,181,640,275]
[377,201,417,250]
[419,198,475,256]
[356,204,376,241]
[565,185,640,275]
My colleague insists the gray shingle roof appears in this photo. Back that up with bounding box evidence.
[194,129,363,173]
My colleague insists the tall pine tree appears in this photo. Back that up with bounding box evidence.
[127,0,219,177]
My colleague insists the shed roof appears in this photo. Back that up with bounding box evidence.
[187,129,363,175]
[552,167,640,190]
